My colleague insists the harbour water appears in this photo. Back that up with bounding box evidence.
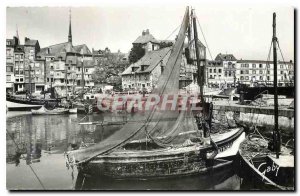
[6,112,262,190]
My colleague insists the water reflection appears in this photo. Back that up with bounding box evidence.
[6,112,249,190]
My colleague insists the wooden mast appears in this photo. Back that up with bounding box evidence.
[192,9,204,104]
[272,12,280,158]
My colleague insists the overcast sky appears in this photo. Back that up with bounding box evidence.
[6,4,294,61]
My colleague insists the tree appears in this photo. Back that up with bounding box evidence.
[128,44,145,64]
[159,41,173,49]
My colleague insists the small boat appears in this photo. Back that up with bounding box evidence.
[69,108,78,114]
[238,13,294,190]
[31,106,69,115]
[239,136,294,190]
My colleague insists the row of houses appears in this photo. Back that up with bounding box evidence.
[6,13,99,96]
[121,30,294,92]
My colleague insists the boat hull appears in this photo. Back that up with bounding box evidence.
[6,100,42,111]
[77,128,245,180]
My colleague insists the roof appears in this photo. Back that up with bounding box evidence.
[121,47,172,75]
[74,44,92,55]
[215,53,237,61]
[133,33,160,44]
[237,59,293,64]
[6,38,18,47]
[37,42,92,60]
[25,39,39,46]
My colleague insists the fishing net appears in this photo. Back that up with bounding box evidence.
[68,7,194,164]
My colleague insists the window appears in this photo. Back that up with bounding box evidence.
[259,70,263,74]
[20,78,23,82]
[60,79,64,83]
[245,76,249,80]
[6,66,13,72]
[253,70,256,74]
[78,67,80,72]
[218,69,222,73]
[47,78,49,82]
[147,83,150,86]
[280,65,283,69]
[259,64,263,68]
[240,70,244,74]
[280,71,284,74]
[267,70,270,74]
[85,69,88,72]
[51,78,54,82]
[6,75,11,81]
[240,76,244,80]
[260,76,263,80]
[209,69,212,73]
[214,69,216,73]
[252,64,256,68]
[245,70,249,74]
[267,76,270,81]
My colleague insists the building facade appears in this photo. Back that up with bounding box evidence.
[236,60,294,86]
[121,30,206,92]
[6,10,96,96]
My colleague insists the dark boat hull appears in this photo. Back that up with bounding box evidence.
[6,95,60,111]
[237,86,295,101]
[75,128,245,180]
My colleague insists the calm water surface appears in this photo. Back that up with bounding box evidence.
[6,112,249,190]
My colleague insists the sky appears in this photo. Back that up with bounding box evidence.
[6,4,294,61]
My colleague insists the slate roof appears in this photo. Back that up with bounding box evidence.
[25,39,39,46]
[133,33,160,44]
[37,42,92,60]
[74,44,92,55]
[215,53,237,61]
[121,47,172,75]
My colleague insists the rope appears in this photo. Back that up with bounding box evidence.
[164,24,181,41]
[6,129,46,189]
[276,40,293,82]
[196,15,213,60]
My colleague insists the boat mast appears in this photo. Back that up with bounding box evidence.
[81,55,84,99]
[65,63,68,98]
[272,12,280,158]
[192,9,204,104]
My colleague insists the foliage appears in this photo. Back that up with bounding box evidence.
[128,44,145,64]
[159,41,173,49]
[92,51,129,89]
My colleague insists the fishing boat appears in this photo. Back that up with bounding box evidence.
[67,7,245,181]
[238,13,294,190]
[6,86,60,111]
[31,106,69,115]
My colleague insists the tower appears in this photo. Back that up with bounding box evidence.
[68,8,72,43]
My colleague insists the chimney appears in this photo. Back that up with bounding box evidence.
[145,29,149,35]
[25,37,30,43]
[13,36,19,46]
[142,30,146,36]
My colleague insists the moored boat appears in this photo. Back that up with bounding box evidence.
[237,13,294,191]
[31,106,69,115]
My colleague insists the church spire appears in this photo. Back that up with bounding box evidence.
[68,8,72,43]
